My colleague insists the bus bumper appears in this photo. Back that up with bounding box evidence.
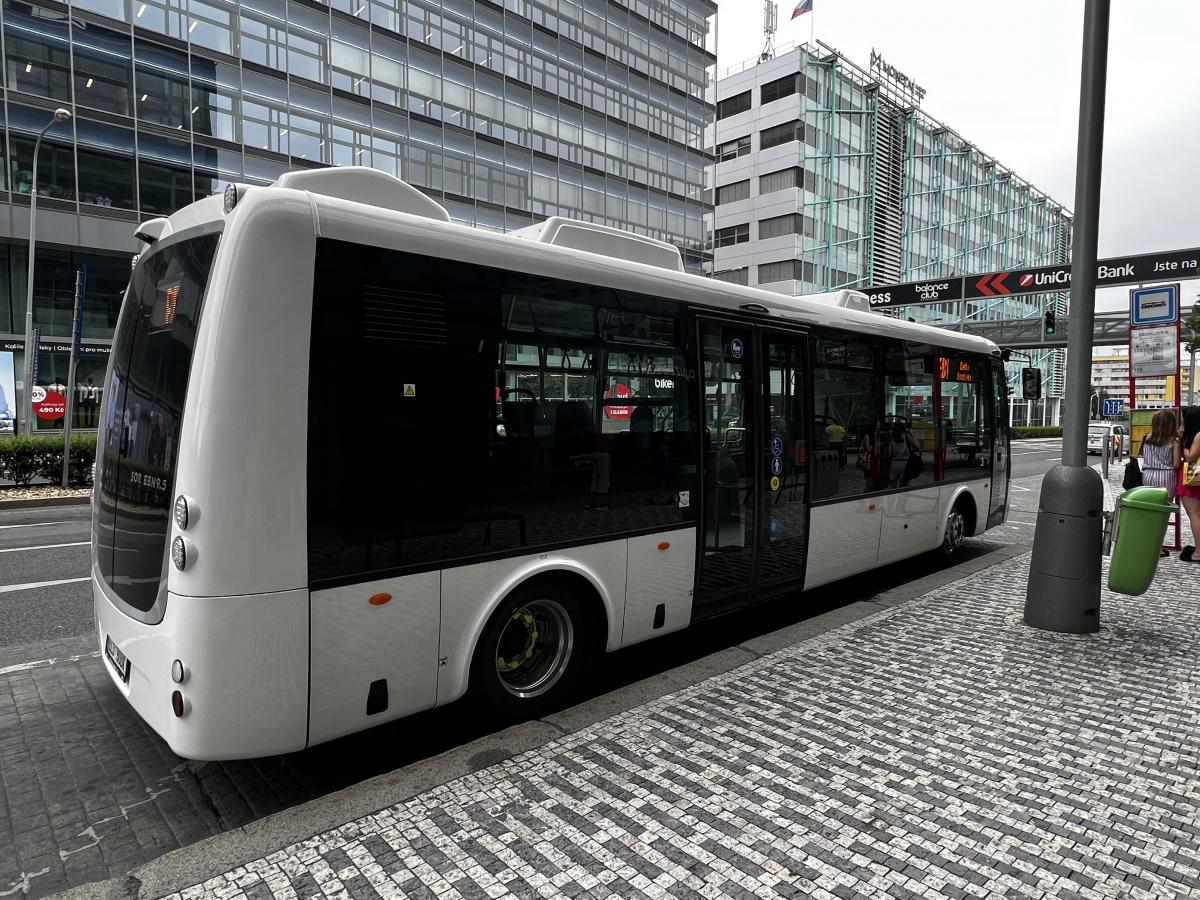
[94,574,309,760]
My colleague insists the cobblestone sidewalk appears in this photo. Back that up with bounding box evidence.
[166,550,1200,900]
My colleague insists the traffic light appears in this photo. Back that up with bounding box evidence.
[1021,367,1042,400]
[1044,311,1056,335]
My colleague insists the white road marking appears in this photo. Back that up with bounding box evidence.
[0,576,89,594]
[0,651,100,677]
[1011,484,1033,492]
[0,521,64,529]
[0,541,89,553]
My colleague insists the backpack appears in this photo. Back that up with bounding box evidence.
[1122,457,1143,490]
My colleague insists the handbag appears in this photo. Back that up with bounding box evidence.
[1123,458,1143,490]
[904,452,923,481]
[1186,461,1200,489]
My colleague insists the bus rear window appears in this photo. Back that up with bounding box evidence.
[95,235,218,614]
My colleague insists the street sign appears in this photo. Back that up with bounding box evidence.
[1129,325,1178,378]
[865,245,1200,307]
[1130,284,1179,326]
[1102,398,1124,417]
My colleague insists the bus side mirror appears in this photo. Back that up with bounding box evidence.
[1021,368,1042,400]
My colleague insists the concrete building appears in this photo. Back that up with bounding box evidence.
[0,0,716,432]
[709,42,1073,426]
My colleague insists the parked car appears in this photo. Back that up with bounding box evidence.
[1087,422,1130,457]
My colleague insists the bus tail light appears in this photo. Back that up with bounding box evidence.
[174,495,190,530]
[171,691,186,717]
[172,537,187,570]
[171,659,186,684]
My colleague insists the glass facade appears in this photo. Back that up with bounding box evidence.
[1,0,716,429]
[711,45,1072,406]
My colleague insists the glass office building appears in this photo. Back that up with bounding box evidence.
[711,45,1072,424]
[0,0,715,433]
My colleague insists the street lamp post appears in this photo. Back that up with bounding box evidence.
[19,107,71,437]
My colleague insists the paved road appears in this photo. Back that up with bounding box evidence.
[1009,439,1063,480]
[0,455,1059,899]
[0,505,93,656]
[163,547,1200,900]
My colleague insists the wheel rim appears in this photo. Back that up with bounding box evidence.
[494,598,574,699]
[944,509,965,555]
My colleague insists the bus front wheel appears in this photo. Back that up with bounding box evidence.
[941,500,967,560]
[470,582,593,722]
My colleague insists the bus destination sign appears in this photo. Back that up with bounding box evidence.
[865,245,1200,308]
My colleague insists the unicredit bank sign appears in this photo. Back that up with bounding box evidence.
[865,246,1200,308]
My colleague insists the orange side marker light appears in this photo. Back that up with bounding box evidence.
[369,593,393,606]
[658,541,671,551]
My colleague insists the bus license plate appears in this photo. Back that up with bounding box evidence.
[104,635,130,683]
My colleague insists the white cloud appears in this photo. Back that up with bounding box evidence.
[717,0,1200,261]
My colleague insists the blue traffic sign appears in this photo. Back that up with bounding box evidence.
[1130,284,1179,326]
[1102,398,1124,418]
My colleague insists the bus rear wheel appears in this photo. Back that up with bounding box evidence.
[471,583,592,722]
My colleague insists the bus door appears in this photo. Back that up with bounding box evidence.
[988,361,1010,527]
[693,319,810,617]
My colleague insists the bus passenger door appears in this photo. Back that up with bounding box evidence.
[757,331,810,597]
[988,361,1010,528]
[694,320,756,614]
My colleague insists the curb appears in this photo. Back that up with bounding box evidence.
[52,541,1030,900]
[0,495,90,510]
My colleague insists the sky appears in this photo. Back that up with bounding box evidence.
[714,0,1200,312]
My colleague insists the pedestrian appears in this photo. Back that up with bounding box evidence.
[1141,410,1180,500]
[887,421,921,488]
[824,419,846,469]
[1179,407,1200,562]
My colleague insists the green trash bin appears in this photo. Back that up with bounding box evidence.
[1108,486,1177,596]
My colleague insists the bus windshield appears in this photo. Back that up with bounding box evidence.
[94,235,219,613]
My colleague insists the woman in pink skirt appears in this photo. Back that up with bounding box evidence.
[1178,407,1200,561]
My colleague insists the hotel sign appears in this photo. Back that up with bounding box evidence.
[870,49,926,103]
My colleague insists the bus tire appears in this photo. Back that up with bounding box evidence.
[469,581,593,723]
[941,499,968,561]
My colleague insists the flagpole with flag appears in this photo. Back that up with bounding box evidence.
[791,0,813,49]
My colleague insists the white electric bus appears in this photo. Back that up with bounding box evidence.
[92,168,1009,760]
